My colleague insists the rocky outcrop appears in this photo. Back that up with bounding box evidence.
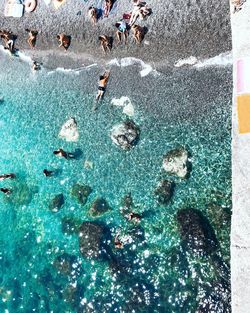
[49,194,64,212]
[79,222,104,259]
[154,180,175,205]
[176,208,218,256]
[88,198,111,217]
[111,120,140,150]
[53,253,81,277]
[59,117,79,142]
[163,147,190,178]
[70,183,92,205]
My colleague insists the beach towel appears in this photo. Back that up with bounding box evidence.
[4,0,24,17]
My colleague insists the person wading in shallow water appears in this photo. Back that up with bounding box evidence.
[53,148,75,159]
[43,169,54,177]
[96,70,110,102]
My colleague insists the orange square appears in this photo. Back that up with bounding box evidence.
[237,94,250,134]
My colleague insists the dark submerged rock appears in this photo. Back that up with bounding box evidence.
[49,194,64,212]
[61,217,80,235]
[88,198,111,217]
[53,253,81,277]
[79,222,104,259]
[176,208,218,256]
[111,120,140,150]
[154,180,175,205]
[70,183,92,205]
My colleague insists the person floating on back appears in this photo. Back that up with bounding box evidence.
[57,33,71,51]
[0,173,16,181]
[96,70,110,102]
[53,148,75,160]
[25,29,38,48]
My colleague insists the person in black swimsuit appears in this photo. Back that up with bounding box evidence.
[96,70,110,101]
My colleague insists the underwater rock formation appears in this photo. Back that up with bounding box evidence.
[70,183,92,205]
[176,208,218,256]
[163,147,190,178]
[59,117,79,142]
[111,120,140,150]
[61,217,81,235]
[49,194,64,212]
[79,222,104,259]
[88,198,111,217]
[154,180,175,205]
[53,253,81,277]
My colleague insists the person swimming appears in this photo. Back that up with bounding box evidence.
[0,188,12,195]
[96,70,110,102]
[53,148,75,159]
[43,169,54,177]
[32,61,42,71]
[0,173,16,181]
[114,231,124,249]
[127,212,142,223]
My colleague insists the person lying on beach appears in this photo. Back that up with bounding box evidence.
[0,30,16,53]
[0,173,16,181]
[53,148,75,159]
[232,0,246,13]
[131,25,146,44]
[88,6,98,24]
[57,33,71,51]
[98,35,112,54]
[25,29,38,49]
[129,3,151,25]
[103,0,114,17]
[96,70,110,101]
[0,188,12,195]
[115,20,129,44]
[43,169,54,177]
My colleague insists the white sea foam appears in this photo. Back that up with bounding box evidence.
[194,51,232,68]
[0,45,33,64]
[107,57,158,77]
[111,96,135,116]
[174,56,198,67]
[47,64,97,75]
[175,51,232,69]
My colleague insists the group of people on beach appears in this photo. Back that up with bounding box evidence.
[0,0,152,102]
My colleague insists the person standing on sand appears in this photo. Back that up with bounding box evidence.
[115,20,129,44]
[96,70,110,101]
[98,35,112,54]
[25,29,38,49]
[88,6,98,24]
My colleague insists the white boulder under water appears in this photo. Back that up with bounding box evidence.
[162,147,190,178]
[111,120,140,150]
[111,96,135,117]
[59,117,79,142]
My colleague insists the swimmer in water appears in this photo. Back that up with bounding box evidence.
[43,169,54,177]
[0,188,12,195]
[114,231,124,249]
[0,173,16,181]
[96,70,110,102]
[53,148,75,160]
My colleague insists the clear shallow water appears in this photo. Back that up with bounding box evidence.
[0,53,231,312]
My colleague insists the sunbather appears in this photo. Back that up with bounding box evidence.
[99,35,112,53]
[57,33,71,51]
[25,29,38,48]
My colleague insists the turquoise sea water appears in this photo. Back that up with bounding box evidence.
[0,52,231,312]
